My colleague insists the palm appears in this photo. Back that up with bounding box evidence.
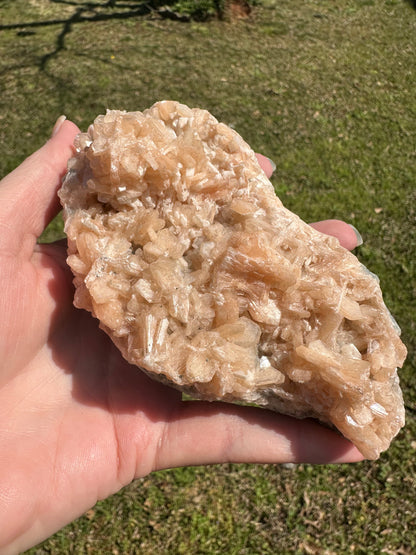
[0,119,362,553]
[1,239,185,547]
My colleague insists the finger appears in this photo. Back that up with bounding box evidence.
[0,118,79,256]
[251,162,361,251]
[256,153,276,178]
[309,219,363,250]
[153,401,364,471]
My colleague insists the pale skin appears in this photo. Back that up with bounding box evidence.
[0,119,364,554]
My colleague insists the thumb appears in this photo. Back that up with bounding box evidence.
[0,117,80,256]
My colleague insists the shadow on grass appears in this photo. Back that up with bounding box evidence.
[404,0,416,8]
[0,0,195,72]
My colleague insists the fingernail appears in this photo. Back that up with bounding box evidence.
[52,115,66,137]
[266,156,276,174]
[350,224,363,246]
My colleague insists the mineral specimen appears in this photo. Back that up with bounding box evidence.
[59,101,407,459]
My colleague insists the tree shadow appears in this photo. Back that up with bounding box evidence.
[0,0,192,73]
[404,0,416,9]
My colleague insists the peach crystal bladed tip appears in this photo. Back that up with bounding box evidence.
[59,101,407,460]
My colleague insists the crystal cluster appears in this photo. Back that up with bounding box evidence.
[59,101,407,459]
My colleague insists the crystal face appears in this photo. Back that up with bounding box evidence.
[59,101,407,459]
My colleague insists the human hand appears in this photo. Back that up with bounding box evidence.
[0,120,363,554]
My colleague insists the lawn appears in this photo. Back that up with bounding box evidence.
[1,0,415,553]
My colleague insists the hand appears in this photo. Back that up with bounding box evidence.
[0,120,363,554]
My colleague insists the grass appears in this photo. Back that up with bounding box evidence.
[1,0,415,552]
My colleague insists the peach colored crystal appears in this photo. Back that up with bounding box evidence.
[59,101,407,459]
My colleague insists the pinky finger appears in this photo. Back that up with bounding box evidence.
[151,401,364,472]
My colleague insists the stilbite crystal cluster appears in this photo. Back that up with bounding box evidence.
[59,101,407,459]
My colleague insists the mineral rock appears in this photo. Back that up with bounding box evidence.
[59,101,407,459]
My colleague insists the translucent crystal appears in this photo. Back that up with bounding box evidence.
[59,101,407,459]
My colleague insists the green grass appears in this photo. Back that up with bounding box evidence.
[1,0,415,553]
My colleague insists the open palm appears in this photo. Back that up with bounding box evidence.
[0,120,363,554]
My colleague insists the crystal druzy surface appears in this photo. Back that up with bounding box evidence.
[59,101,407,459]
